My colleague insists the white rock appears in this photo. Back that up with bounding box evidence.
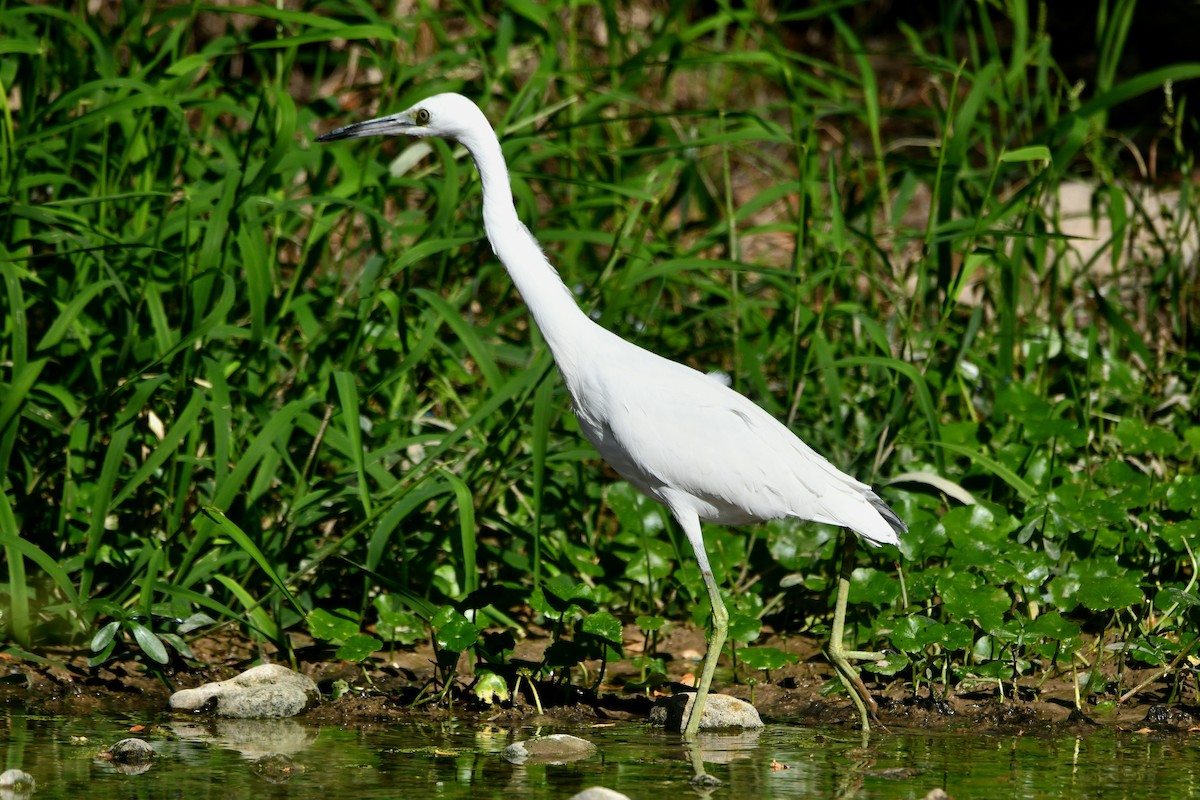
[169,664,318,718]
[649,692,764,731]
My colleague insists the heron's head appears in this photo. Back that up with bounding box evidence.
[315,93,484,145]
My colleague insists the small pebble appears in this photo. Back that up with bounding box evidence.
[104,738,156,764]
[502,733,597,765]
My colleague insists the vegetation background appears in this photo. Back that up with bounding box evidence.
[2,0,1198,709]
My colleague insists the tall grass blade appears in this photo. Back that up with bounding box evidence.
[0,486,30,646]
[530,376,556,591]
[200,506,303,620]
[213,574,280,643]
[932,441,1038,501]
[442,472,479,599]
[334,371,373,518]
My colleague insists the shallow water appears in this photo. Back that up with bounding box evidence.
[3,708,1197,799]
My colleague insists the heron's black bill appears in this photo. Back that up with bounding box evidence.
[314,127,353,143]
[315,116,410,142]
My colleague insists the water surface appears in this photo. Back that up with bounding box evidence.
[3,708,1196,799]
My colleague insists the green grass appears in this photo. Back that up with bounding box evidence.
[1,1,1198,707]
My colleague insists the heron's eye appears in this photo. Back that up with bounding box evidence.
[415,108,431,125]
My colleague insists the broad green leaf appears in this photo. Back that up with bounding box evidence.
[581,611,622,646]
[847,567,902,607]
[727,613,761,645]
[374,597,425,645]
[90,621,121,652]
[128,621,170,665]
[1156,587,1200,611]
[473,670,511,704]
[308,608,360,642]
[738,646,800,671]
[542,574,595,611]
[1166,475,1200,512]
[937,572,1010,632]
[1075,575,1144,612]
[1027,612,1082,642]
[435,613,480,652]
[889,614,938,653]
[1113,418,1178,457]
[335,634,382,662]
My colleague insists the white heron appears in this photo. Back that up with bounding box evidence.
[317,93,906,736]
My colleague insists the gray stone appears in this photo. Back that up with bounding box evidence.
[649,692,764,731]
[99,738,157,777]
[570,788,630,800]
[104,737,156,764]
[169,664,318,719]
[501,733,597,765]
[1142,703,1195,731]
[0,770,35,790]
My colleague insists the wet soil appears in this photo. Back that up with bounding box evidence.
[4,624,1196,736]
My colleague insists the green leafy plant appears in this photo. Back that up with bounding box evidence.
[426,606,481,704]
[307,608,382,663]
[88,605,211,669]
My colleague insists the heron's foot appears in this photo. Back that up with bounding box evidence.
[684,728,721,789]
[827,644,887,729]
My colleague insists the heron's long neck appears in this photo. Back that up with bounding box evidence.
[461,130,595,365]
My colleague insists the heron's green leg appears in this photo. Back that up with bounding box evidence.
[827,532,885,733]
[673,508,727,738]
[683,561,728,737]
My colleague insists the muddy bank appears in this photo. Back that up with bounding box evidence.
[4,625,1195,735]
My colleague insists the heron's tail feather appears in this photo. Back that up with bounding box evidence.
[868,490,907,538]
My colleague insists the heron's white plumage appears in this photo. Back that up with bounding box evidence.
[574,343,900,543]
[317,92,906,737]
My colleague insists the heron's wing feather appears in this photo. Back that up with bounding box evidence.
[586,351,901,546]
